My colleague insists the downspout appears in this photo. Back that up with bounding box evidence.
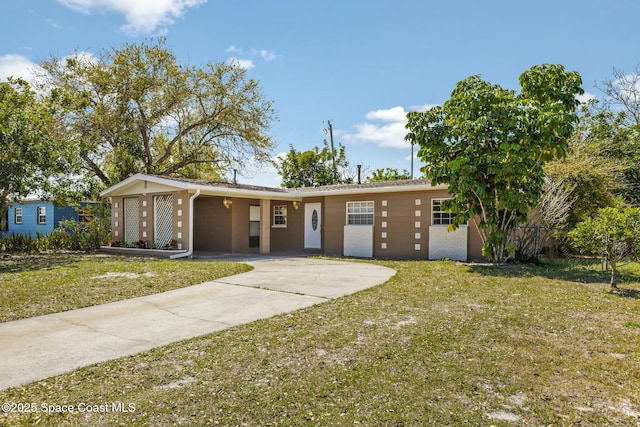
[170,189,200,260]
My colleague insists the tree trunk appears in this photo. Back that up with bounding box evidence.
[610,262,618,289]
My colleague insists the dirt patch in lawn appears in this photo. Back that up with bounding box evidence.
[91,272,156,280]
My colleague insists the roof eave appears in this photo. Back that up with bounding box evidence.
[192,184,299,200]
[99,174,447,200]
[294,183,447,197]
[99,174,191,198]
[100,174,299,200]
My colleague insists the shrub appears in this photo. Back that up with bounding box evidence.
[569,202,640,288]
[0,204,111,253]
[0,232,38,253]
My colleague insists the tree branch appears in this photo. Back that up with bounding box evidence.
[81,153,110,186]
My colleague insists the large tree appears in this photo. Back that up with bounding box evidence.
[38,38,276,188]
[0,78,76,226]
[544,118,625,228]
[588,67,640,205]
[275,140,352,188]
[406,64,583,262]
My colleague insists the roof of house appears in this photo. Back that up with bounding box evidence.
[99,174,445,199]
[151,175,290,193]
[295,178,432,192]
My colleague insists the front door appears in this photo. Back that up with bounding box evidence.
[249,205,260,248]
[304,203,322,249]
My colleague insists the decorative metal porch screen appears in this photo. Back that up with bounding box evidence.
[123,197,140,244]
[154,195,173,247]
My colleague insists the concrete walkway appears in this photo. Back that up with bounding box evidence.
[0,257,395,391]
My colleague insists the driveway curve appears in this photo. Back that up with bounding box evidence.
[0,256,395,391]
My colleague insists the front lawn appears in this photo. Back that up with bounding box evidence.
[1,258,639,426]
[0,253,252,322]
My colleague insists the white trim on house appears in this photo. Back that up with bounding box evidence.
[100,173,444,200]
[100,173,302,200]
[298,183,446,197]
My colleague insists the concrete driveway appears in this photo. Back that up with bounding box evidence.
[0,256,395,391]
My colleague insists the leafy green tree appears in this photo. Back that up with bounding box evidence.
[406,64,583,262]
[367,168,412,182]
[544,124,624,228]
[38,38,276,189]
[0,78,77,225]
[569,202,640,288]
[587,67,640,205]
[275,140,352,188]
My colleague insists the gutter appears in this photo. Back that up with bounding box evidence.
[170,189,200,260]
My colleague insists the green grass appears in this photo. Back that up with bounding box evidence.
[1,257,639,426]
[0,253,252,322]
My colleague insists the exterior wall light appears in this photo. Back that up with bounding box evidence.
[223,198,232,209]
[292,201,300,210]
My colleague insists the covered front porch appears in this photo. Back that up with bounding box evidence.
[192,195,323,256]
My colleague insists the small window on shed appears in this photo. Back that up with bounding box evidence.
[14,207,23,225]
[78,206,94,223]
[37,206,47,225]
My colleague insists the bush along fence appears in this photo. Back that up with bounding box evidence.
[514,223,640,285]
[516,225,599,262]
[0,218,111,253]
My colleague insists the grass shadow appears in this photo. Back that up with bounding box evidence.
[611,287,640,300]
[0,252,83,274]
[467,257,640,296]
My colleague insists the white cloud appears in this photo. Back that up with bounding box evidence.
[365,106,407,122]
[410,103,439,113]
[260,49,277,62]
[226,46,277,69]
[228,57,254,70]
[47,19,64,29]
[343,105,437,150]
[237,153,285,188]
[611,72,640,106]
[57,0,206,34]
[0,54,42,82]
[577,91,596,104]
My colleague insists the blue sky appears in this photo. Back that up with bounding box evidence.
[1,0,640,187]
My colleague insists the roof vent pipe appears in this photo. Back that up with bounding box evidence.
[357,165,362,184]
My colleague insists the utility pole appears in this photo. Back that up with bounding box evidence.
[410,142,414,179]
[327,120,337,177]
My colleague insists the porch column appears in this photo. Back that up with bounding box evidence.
[259,199,271,255]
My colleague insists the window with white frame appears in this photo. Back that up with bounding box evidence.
[14,207,22,224]
[346,201,374,225]
[273,205,287,227]
[78,206,93,223]
[37,206,47,225]
[431,199,456,225]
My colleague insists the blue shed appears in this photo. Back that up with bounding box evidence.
[7,200,96,238]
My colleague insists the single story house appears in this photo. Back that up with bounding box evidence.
[99,174,484,261]
[7,200,97,238]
